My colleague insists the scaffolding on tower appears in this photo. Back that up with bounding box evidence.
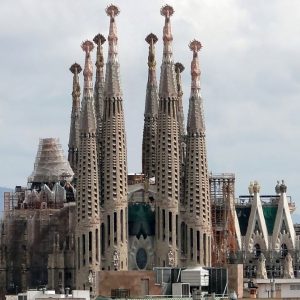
[210,173,238,266]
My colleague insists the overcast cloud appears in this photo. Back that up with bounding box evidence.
[0,0,299,218]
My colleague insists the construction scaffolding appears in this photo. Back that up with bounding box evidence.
[210,173,238,266]
[0,188,76,295]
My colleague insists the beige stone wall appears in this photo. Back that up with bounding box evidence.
[97,271,162,297]
[227,264,244,299]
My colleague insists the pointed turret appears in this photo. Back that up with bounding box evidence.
[93,34,106,205]
[155,4,180,267]
[93,34,106,126]
[68,63,82,180]
[105,5,122,98]
[142,33,159,178]
[245,181,269,255]
[272,181,296,252]
[175,62,185,138]
[187,40,205,134]
[175,62,186,207]
[159,5,177,98]
[101,4,128,271]
[184,40,211,266]
[80,41,97,132]
[75,40,100,290]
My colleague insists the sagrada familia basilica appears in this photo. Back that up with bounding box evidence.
[0,4,298,299]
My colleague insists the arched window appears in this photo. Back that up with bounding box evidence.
[254,243,261,257]
[281,243,288,257]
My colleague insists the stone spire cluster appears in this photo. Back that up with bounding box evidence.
[66,4,212,286]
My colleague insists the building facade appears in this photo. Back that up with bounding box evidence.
[3,3,298,299]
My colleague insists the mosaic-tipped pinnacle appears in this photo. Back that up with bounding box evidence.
[189,40,202,53]
[93,34,106,45]
[70,63,82,74]
[160,4,174,17]
[106,4,120,17]
[81,40,94,53]
[145,33,158,45]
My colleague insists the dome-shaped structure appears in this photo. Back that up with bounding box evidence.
[28,138,74,183]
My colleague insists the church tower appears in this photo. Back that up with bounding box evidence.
[93,34,106,204]
[68,63,82,181]
[101,5,128,271]
[155,5,180,267]
[184,40,211,266]
[75,41,100,290]
[142,33,159,179]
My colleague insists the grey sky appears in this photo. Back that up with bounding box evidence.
[0,0,299,218]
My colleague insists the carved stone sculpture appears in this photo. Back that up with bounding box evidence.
[256,253,268,279]
[283,253,294,278]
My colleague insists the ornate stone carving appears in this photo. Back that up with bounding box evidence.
[283,253,294,278]
[256,253,268,279]
[168,249,175,267]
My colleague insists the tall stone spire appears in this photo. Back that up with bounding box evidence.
[155,4,180,267]
[174,62,186,206]
[93,34,106,204]
[159,5,177,98]
[142,33,159,178]
[105,4,122,98]
[93,34,106,127]
[101,4,128,271]
[68,63,82,181]
[175,62,185,138]
[75,40,100,290]
[187,40,205,133]
[184,40,211,266]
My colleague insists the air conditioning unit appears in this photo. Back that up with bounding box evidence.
[172,283,190,297]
